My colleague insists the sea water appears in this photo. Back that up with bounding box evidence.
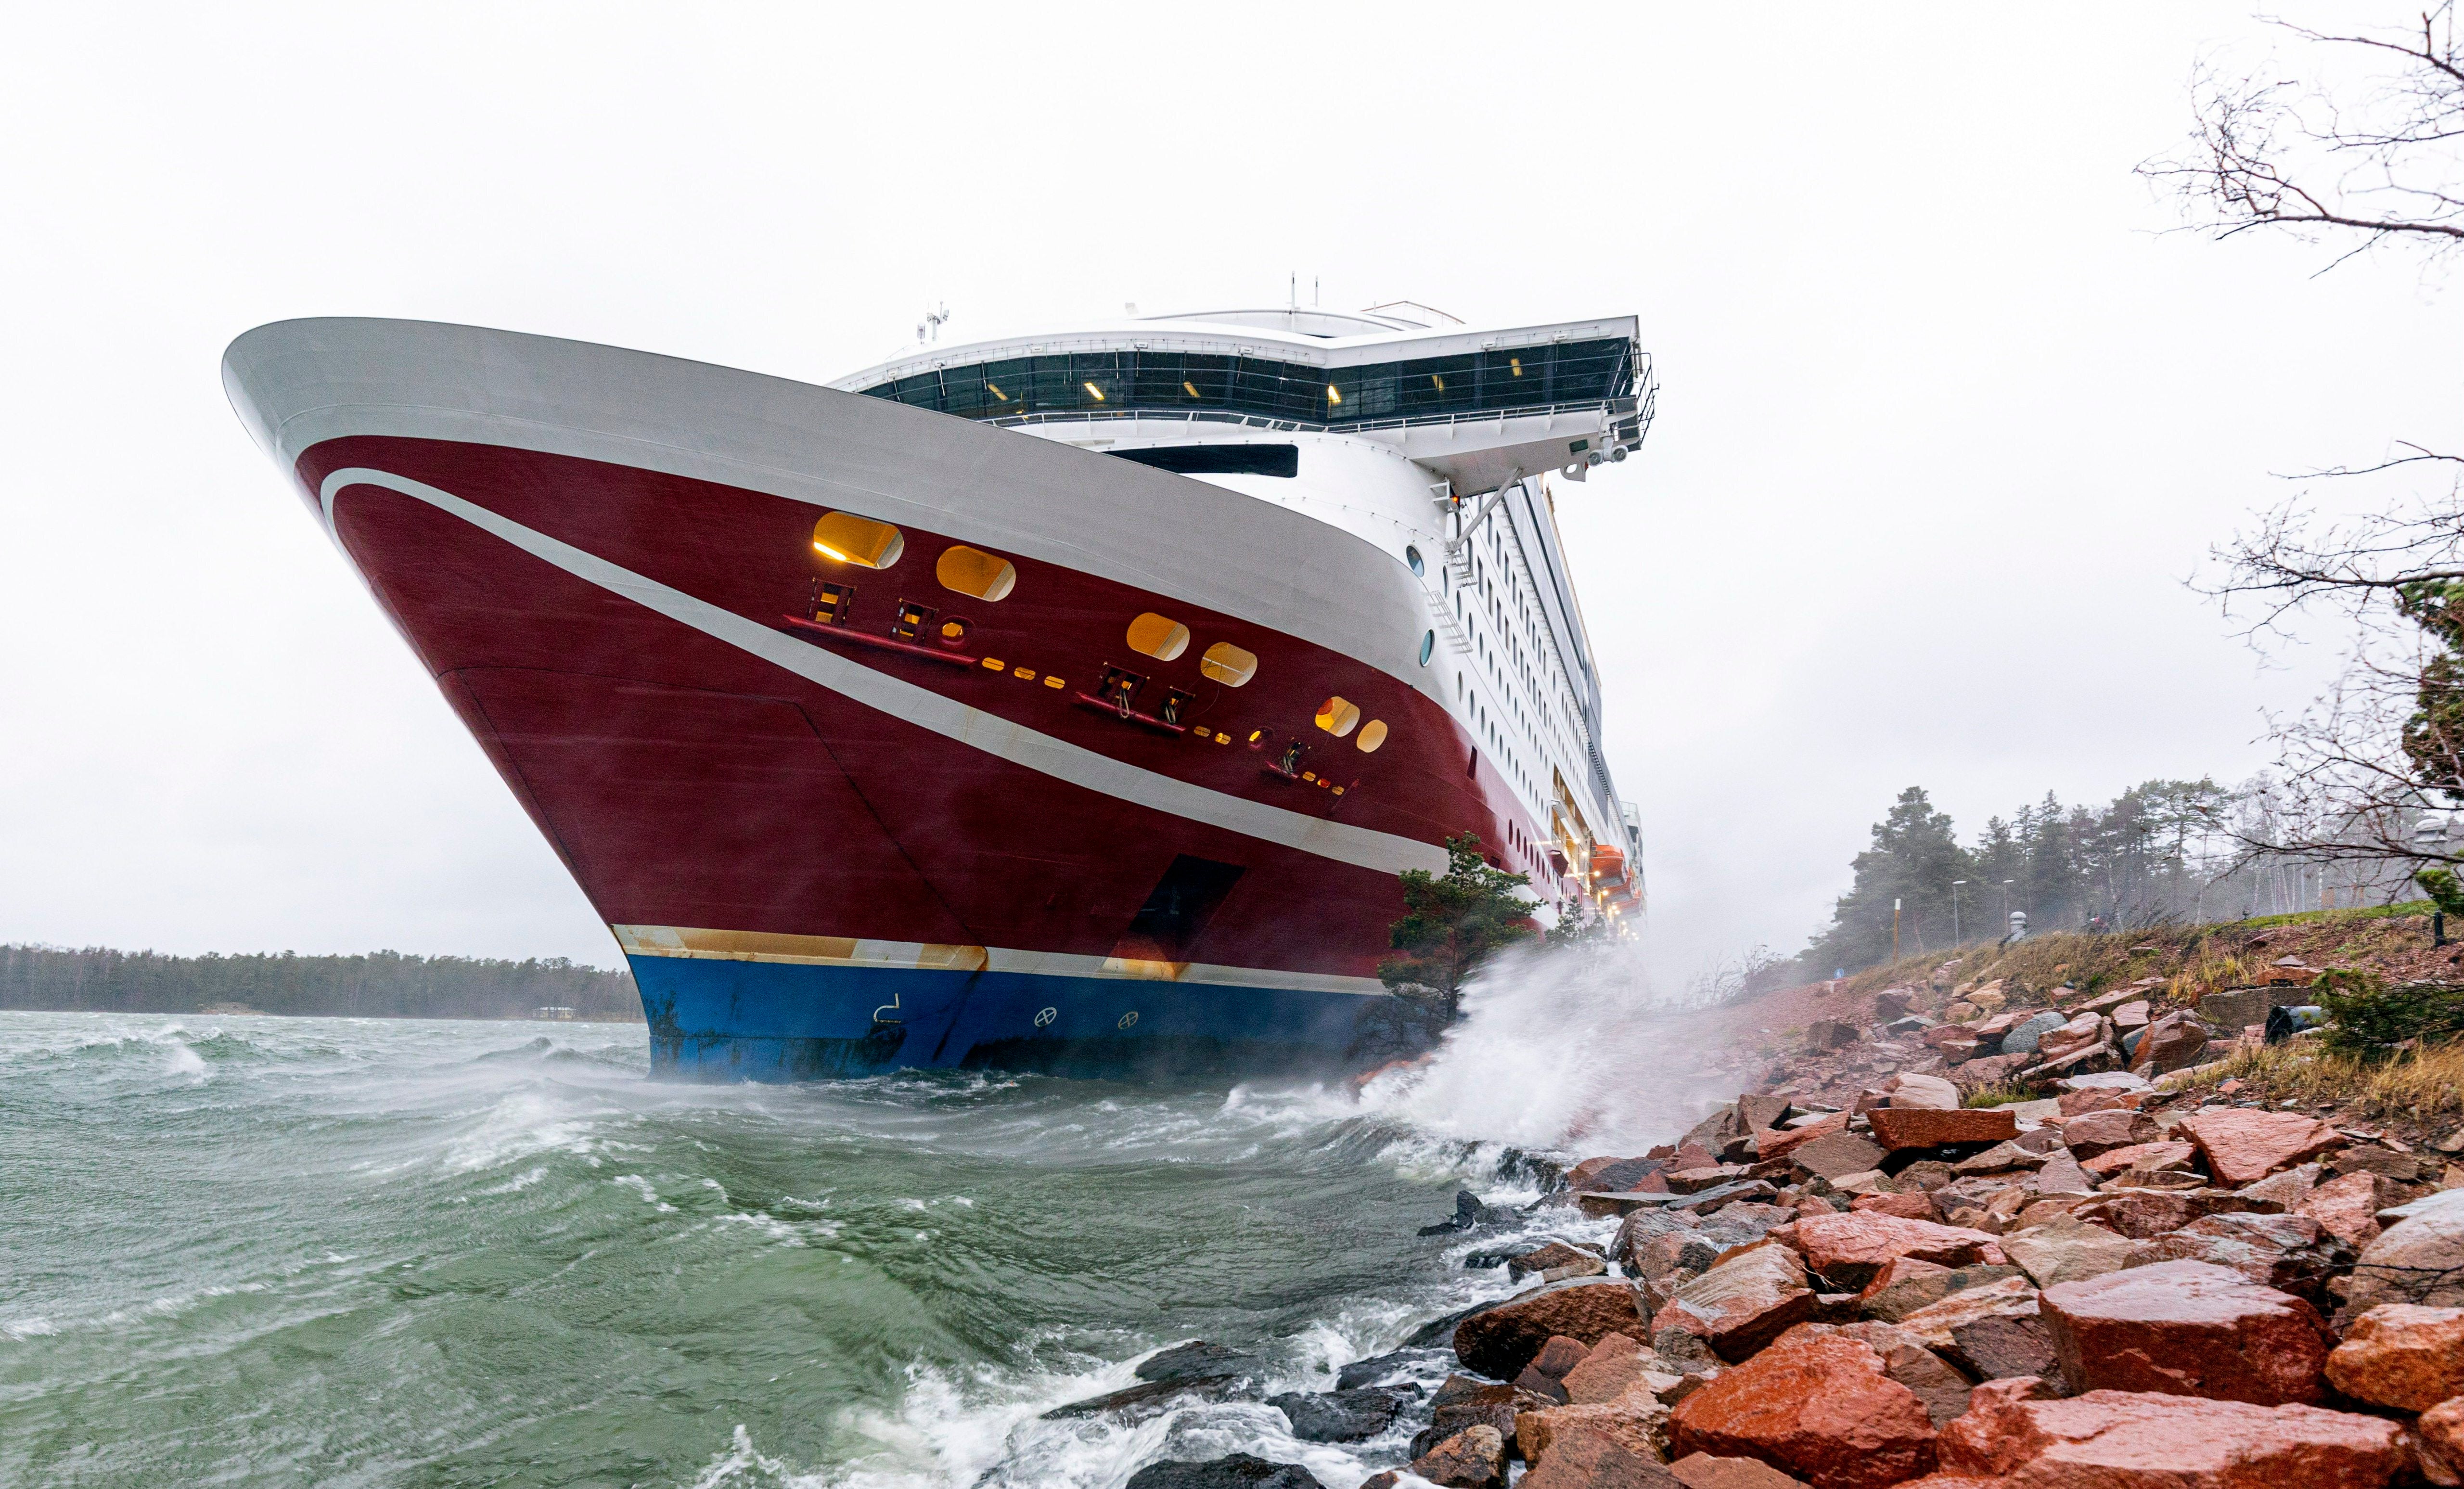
[0,952,1721,1488]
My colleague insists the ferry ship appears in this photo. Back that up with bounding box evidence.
[221,303,1651,1080]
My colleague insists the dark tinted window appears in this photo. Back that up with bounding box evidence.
[1111,444,1298,477]
[858,338,1632,426]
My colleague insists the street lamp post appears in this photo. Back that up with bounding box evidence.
[1952,880,1966,945]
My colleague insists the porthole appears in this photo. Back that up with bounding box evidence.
[936,544,1016,601]
[1245,728,1268,752]
[1357,720,1388,753]
[1405,545,1425,577]
[1419,631,1435,667]
[1200,641,1257,687]
[937,617,971,648]
[1128,612,1190,661]
[811,512,905,569]
[1314,696,1361,738]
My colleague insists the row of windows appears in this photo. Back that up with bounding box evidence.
[810,510,1388,753]
[856,338,1635,427]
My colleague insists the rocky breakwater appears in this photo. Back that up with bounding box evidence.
[1104,1056,2464,1489]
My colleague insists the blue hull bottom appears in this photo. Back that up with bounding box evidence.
[630,955,1411,1082]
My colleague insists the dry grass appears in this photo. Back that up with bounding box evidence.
[1962,1080,2042,1108]
[2167,1039,2464,1127]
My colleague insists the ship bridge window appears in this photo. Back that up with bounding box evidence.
[1127,612,1190,661]
[1199,642,1257,687]
[1113,444,1298,478]
[935,544,1016,601]
[812,512,905,569]
[1314,696,1360,738]
[854,339,1636,428]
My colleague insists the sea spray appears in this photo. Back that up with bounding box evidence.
[1363,936,1735,1154]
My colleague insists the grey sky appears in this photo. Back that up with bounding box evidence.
[2,5,2454,979]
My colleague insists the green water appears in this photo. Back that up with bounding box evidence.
[0,1012,1579,1488]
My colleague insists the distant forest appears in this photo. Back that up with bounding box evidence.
[0,945,643,1021]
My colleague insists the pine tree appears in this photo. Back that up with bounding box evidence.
[1803,787,1975,973]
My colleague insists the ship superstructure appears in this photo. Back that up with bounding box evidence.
[224,302,1651,1079]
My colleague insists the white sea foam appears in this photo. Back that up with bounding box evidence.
[1363,938,1728,1155]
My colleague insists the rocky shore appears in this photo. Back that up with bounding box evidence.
[1080,950,2464,1489]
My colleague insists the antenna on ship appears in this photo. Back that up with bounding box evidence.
[916,303,949,344]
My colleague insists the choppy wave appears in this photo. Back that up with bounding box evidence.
[0,982,1693,1488]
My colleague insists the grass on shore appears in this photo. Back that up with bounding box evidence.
[2165,1039,2464,1127]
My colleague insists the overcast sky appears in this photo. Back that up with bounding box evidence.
[2,4,2455,980]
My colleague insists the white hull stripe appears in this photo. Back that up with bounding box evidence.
[322,467,1450,879]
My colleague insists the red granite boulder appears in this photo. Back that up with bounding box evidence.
[1926,1376,2411,1488]
[2179,1107,2344,1187]
[1650,1244,1816,1363]
[2421,1396,2464,1488]
[2037,1259,2331,1404]
[1865,1108,2017,1151]
[1456,1284,1647,1381]
[2053,1108,2160,1159]
[2323,1305,2464,1412]
[1665,1334,1937,1489]
[1759,1113,1850,1165]
[2296,1170,2412,1250]
[1519,1424,1686,1488]
[1413,1424,1509,1488]
[1775,1211,2006,1291]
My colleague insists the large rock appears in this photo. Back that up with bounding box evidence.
[2079,1141,2196,1180]
[1865,1109,2017,1151]
[1668,1454,1808,1489]
[1456,1283,1647,1380]
[1858,1261,2024,1324]
[1520,1334,1600,1400]
[1943,1311,2060,1384]
[2055,1108,2161,1159]
[2423,1397,2464,1489]
[1926,1378,2411,1488]
[1879,1073,1963,1111]
[1759,1113,1850,1165]
[1652,1244,1816,1363]
[1664,1334,1938,1489]
[1520,1424,1687,1489]
[1789,1131,1889,1181]
[1570,1156,1672,1194]
[2336,1188,2464,1311]
[2075,1188,2270,1240]
[1777,1212,2006,1291]
[1772,1321,1976,1428]
[1420,1374,1559,1458]
[1999,1011,2067,1055]
[2129,1011,2212,1075]
[2032,1012,2107,1064]
[1514,1244,1614,1284]
[2179,1107,2345,1188]
[1805,1020,1861,1053]
[2038,1259,2330,1404]
[1517,1388,1671,1466]
[1124,1454,1327,1489]
[1893,1275,2042,1353]
[2297,1170,2413,1250]
[1996,1214,2137,1288]
[1562,1333,1682,1407]
[1269,1386,1416,1442]
[2323,1304,2464,1411]
[2124,1211,2353,1306]
[1413,1424,1509,1489]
